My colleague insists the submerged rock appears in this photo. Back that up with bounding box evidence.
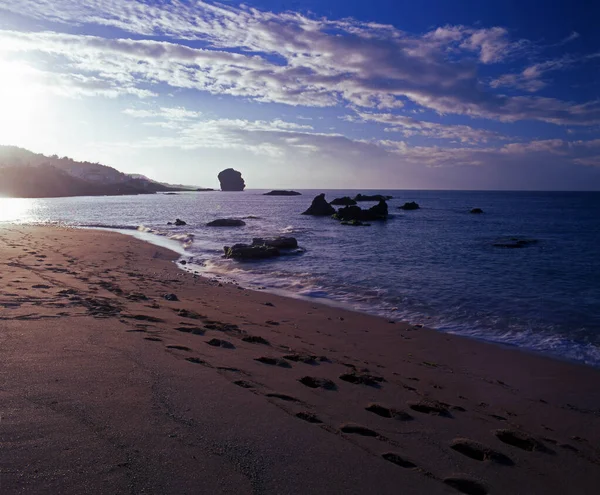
[399,201,420,211]
[263,190,301,196]
[330,196,357,206]
[354,193,393,202]
[302,193,336,216]
[334,200,388,222]
[218,168,245,191]
[174,218,187,226]
[206,219,246,227]
[471,208,484,214]
[493,237,538,249]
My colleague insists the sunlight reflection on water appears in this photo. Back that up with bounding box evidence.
[0,197,40,223]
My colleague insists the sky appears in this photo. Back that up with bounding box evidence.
[0,0,599,190]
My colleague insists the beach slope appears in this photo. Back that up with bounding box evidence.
[1,226,599,494]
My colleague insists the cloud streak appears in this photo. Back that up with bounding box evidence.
[0,1,597,126]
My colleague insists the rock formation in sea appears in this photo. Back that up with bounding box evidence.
[302,193,336,216]
[263,190,301,196]
[354,194,393,202]
[330,196,357,206]
[218,168,245,191]
[333,200,388,222]
[224,237,304,260]
[206,219,246,227]
[399,201,420,210]
[471,208,484,214]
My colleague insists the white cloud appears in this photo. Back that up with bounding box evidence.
[0,1,596,126]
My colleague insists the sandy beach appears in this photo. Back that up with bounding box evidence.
[2,225,600,494]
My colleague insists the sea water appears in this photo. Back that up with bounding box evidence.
[2,190,599,366]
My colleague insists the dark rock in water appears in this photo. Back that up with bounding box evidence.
[334,200,388,222]
[263,190,301,196]
[252,237,298,249]
[179,260,187,265]
[330,196,357,206]
[207,219,246,227]
[399,201,420,211]
[174,218,187,226]
[163,293,179,301]
[341,220,371,226]
[196,188,215,192]
[164,192,178,195]
[302,193,336,216]
[218,168,245,191]
[224,237,303,260]
[354,193,393,202]
[167,222,173,225]
[224,244,280,260]
[493,237,538,249]
[471,208,484,214]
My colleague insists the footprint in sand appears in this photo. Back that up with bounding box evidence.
[255,357,291,368]
[242,335,270,345]
[494,429,554,454]
[366,403,413,421]
[207,338,235,349]
[450,438,514,465]
[299,376,337,390]
[175,326,205,335]
[126,314,164,323]
[381,452,417,468]
[443,477,488,495]
[186,357,207,365]
[283,354,320,365]
[340,423,380,437]
[339,371,385,387]
[296,412,323,424]
[408,399,452,417]
[166,345,191,351]
[234,380,254,389]
[266,393,301,402]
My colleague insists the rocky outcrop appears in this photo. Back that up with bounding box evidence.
[224,244,279,260]
[252,237,298,249]
[224,237,304,260]
[174,218,187,226]
[218,168,245,191]
[263,190,301,196]
[399,201,420,210]
[471,208,484,214]
[334,200,388,222]
[206,219,246,227]
[330,196,357,206]
[354,194,393,202]
[302,193,336,216]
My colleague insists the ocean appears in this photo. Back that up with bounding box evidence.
[2,190,599,366]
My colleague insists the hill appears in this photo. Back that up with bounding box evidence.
[0,146,188,198]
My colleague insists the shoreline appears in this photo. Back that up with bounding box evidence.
[90,224,600,370]
[2,225,600,494]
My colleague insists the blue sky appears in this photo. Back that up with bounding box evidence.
[0,0,598,189]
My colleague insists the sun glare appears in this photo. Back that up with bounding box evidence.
[0,58,45,144]
[0,197,37,223]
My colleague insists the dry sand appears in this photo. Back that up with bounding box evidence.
[1,225,599,494]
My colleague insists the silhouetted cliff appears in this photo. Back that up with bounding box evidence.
[0,146,182,198]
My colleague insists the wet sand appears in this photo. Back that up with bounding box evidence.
[1,225,600,494]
